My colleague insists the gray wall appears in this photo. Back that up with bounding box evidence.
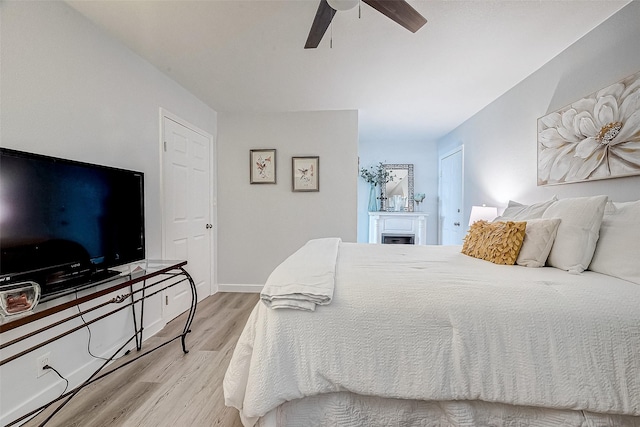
[438,0,640,224]
[217,110,358,286]
[0,1,217,423]
[1,1,217,257]
[357,139,439,244]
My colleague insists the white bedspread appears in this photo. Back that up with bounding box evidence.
[224,243,640,426]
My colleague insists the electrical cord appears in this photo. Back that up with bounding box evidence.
[22,365,70,424]
[75,292,130,361]
[43,365,69,395]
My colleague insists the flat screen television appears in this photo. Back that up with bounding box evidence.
[0,148,145,295]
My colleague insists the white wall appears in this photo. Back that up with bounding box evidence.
[0,2,217,423]
[438,0,640,223]
[357,139,439,244]
[217,110,358,287]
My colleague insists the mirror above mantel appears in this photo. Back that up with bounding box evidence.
[381,163,414,212]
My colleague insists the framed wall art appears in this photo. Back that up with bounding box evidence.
[250,149,276,184]
[537,70,640,186]
[292,156,319,192]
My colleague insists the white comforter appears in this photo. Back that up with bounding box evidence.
[224,243,640,426]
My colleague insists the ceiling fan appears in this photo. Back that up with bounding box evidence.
[305,0,427,49]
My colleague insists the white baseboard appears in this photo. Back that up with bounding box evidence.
[217,283,263,293]
[142,317,166,340]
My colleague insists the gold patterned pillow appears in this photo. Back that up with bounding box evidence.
[462,220,526,265]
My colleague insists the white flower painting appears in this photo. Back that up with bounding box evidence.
[538,71,640,185]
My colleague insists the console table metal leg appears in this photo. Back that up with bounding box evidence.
[179,267,198,354]
[130,282,141,351]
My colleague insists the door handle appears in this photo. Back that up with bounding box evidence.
[453,222,460,226]
[205,224,213,229]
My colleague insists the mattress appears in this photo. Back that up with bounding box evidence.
[224,243,640,426]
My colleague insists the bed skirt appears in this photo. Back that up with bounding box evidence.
[258,393,640,427]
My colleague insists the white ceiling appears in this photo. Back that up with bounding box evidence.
[66,0,630,142]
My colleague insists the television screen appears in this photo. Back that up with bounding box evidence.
[0,148,145,294]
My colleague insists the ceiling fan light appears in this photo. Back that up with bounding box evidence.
[326,0,359,11]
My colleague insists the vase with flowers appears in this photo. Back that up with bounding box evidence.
[414,193,426,211]
[360,162,394,211]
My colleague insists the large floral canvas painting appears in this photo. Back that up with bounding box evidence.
[537,71,640,185]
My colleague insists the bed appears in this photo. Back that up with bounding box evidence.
[224,196,640,427]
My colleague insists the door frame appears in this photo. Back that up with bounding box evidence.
[438,145,464,245]
[159,108,217,297]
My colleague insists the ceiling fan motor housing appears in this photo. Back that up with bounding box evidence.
[327,0,359,11]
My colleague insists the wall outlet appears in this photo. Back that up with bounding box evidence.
[36,352,51,378]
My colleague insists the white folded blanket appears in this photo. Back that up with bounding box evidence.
[260,238,340,311]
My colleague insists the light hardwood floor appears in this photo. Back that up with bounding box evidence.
[23,292,259,427]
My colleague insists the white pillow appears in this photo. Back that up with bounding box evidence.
[589,200,640,285]
[497,196,557,221]
[516,218,561,268]
[542,195,608,273]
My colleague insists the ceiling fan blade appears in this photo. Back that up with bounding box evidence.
[362,0,427,33]
[305,0,337,49]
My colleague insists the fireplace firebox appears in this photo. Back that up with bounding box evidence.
[382,234,415,245]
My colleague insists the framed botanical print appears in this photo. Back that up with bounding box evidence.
[292,156,319,192]
[250,149,276,184]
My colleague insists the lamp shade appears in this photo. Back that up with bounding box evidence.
[468,205,498,226]
[327,0,359,11]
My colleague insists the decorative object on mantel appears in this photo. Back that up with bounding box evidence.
[414,193,426,211]
[367,184,378,212]
[537,70,640,186]
[250,149,276,184]
[292,156,320,192]
[390,195,407,212]
[381,164,414,212]
[360,162,394,211]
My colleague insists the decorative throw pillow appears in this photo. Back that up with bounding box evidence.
[515,218,561,268]
[542,195,608,273]
[462,220,526,265]
[589,200,640,285]
[495,196,557,221]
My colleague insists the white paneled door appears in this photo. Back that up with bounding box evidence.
[439,146,464,245]
[162,114,214,322]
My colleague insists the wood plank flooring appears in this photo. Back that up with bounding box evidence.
[22,292,259,427]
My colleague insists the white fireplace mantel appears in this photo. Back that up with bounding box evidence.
[368,212,428,245]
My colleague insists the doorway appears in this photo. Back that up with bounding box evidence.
[439,146,464,245]
[161,110,215,321]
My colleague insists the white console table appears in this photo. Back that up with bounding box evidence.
[368,212,428,245]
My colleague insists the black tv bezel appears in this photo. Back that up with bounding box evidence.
[0,147,146,295]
